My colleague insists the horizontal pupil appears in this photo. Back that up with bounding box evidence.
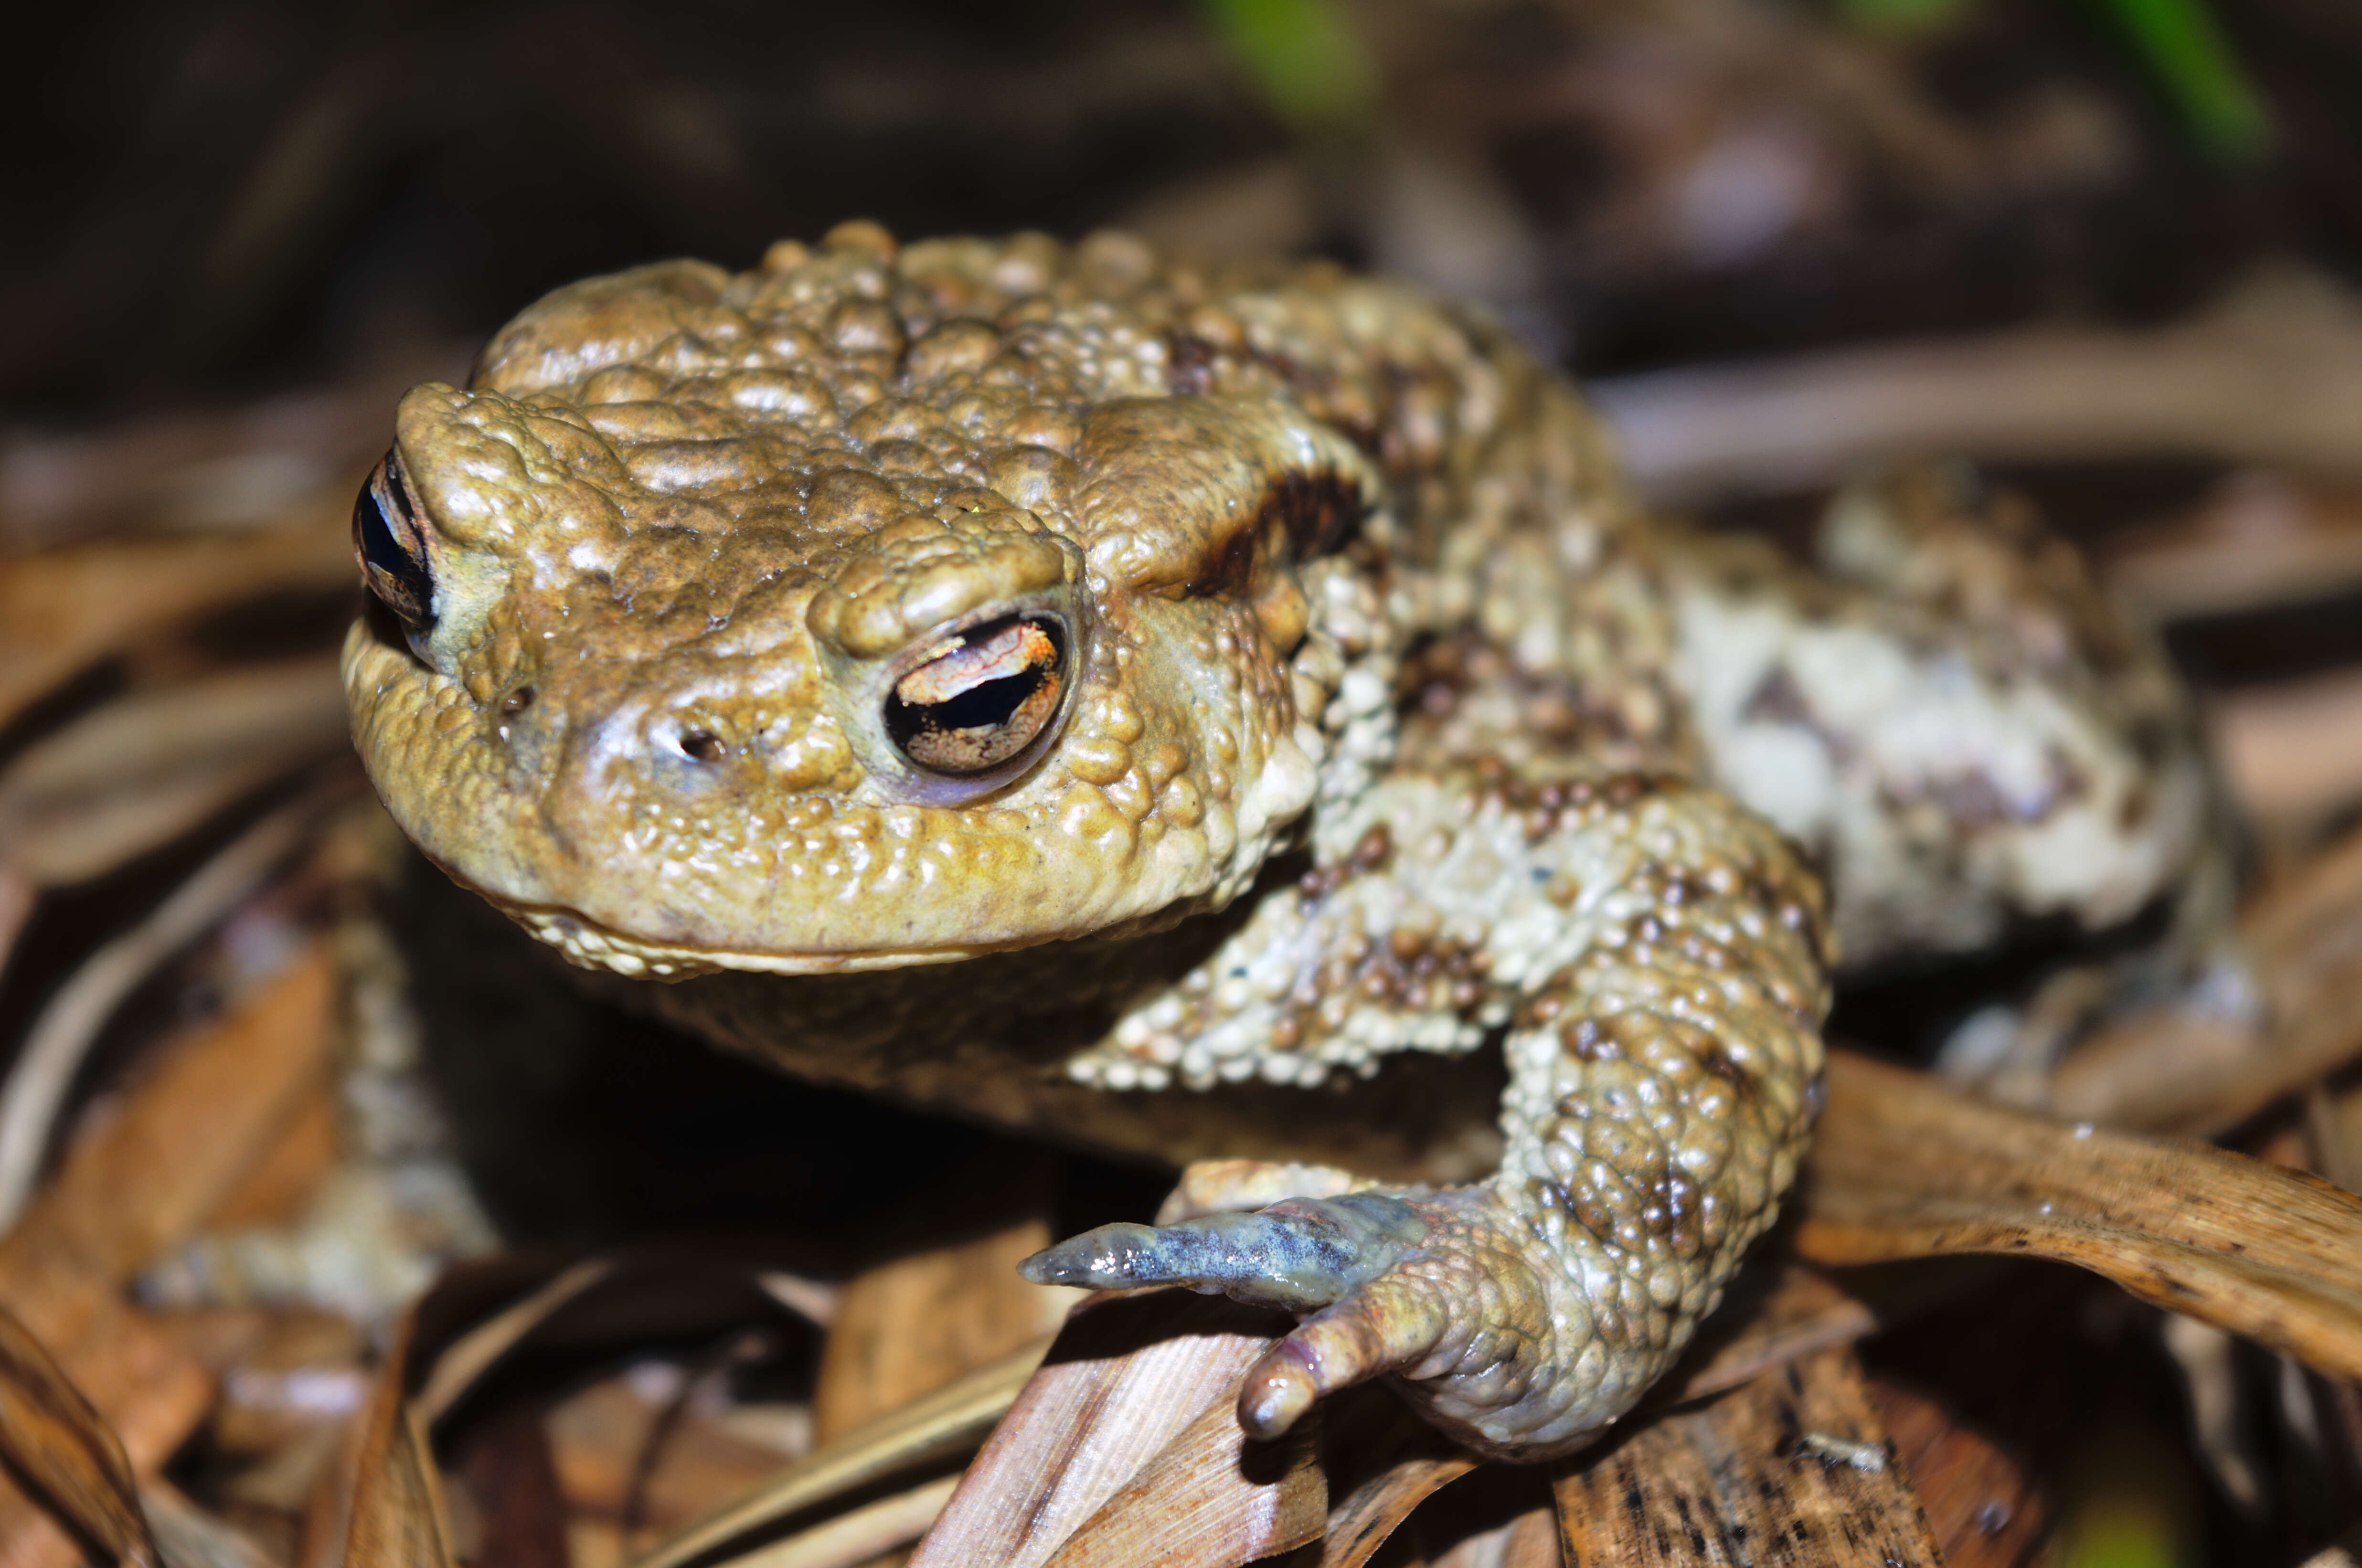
[901,662,1048,734]
[883,614,1069,775]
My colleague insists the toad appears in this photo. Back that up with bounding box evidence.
[343,223,2213,1460]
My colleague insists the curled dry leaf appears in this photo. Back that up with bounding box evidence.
[1319,1451,1477,1568]
[907,1290,1292,1568]
[1550,1346,1943,1568]
[1802,1049,2362,1380]
[0,1298,161,1568]
[334,1329,458,1568]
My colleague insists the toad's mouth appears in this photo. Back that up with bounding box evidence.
[494,899,1030,980]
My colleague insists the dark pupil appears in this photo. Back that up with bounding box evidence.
[353,462,434,627]
[894,660,1047,736]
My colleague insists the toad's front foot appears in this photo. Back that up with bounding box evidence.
[1021,1188,1596,1460]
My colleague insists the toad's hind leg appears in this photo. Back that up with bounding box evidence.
[1665,463,2227,985]
[1026,772,1829,1460]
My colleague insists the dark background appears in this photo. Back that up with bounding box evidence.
[7,0,2358,418]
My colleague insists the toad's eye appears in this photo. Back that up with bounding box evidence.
[885,615,1069,775]
[352,449,434,629]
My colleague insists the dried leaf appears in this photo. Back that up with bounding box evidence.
[141,1480,284,1568]
[0,521,353,736]
[546,1374,802,1538]
[1322,1445,1464,1568]
[339,1378,458,1568]
[2100,473,2362,624]
[0,656,349,888]
[0,941,338,1282]
[717,1473,960,1568]
[2209,668,2362,829]
[410,1259,616,1425]
[0,942,339,1567]
[1660,1259,1881,1405]
[0,866,30,981]
[1319,1451,1476,1568]
[906,1291,1288,1568]
[813,1220,1079,1444]
[0,1297,161,1568]
[2052,817,2362,1134]
[0,800,332,1228]
[454,1405,571,1568]
[1551,1347,1944,1567]
[1866,1376,2044,1568]
[0,1277,206,1568]
[1802,1049,2362,1379]
[1041,1385,1325,1568]
[636,1334,1051,1568]
[1428,1507,1560,1568]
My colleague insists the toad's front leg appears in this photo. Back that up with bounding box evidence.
[1026,772,1831,1460]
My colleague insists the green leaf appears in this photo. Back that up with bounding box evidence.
[1200,0,1380,138]
[2098,0,2275,164]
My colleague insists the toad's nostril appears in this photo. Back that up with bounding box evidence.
[680,729,726,762]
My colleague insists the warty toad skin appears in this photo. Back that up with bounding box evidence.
[343,222,2212,1460]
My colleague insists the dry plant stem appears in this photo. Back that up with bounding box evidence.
[409,1260,616,1426]
[1549,1346,1942,1567]
[719,1472,961,1568]
[0,1299,162,1568]
[1594,268,2362,506]
[635,1335,1053,1568]
[1802,1051,2362,1380]
[0,796,324,1226]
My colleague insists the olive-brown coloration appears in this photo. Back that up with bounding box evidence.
[345,223,2212,1459]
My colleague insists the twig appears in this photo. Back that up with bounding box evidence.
[1594,266,2362,506]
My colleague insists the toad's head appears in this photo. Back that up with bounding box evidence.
[344,227,1404,976]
